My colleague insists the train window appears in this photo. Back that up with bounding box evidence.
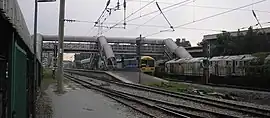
[244,61,247,65]
[147,60,155,67]
[226,61,229,65]
[141,60,147,65]
[141,64,146,67]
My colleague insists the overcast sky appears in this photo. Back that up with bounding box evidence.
[18,0,270,46]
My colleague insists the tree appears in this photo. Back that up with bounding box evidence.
[210,26,270,56]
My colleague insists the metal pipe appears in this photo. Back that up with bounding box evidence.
[57,0,66,93]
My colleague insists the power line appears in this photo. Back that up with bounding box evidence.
[84,26,96,36]
[64,18,226,32]
[156,2,175,31]
[133,0,194,30]
[144,0,267,37]
[129,0,270,14]
[175,0,267,28]
[95,0,111,23]
[102,0,155,34]
[126,0,193,23]
[110,0,155,29]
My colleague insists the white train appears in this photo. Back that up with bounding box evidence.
[165,54,270,77]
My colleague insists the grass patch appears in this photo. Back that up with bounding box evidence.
[146,82,189,92]
[41,68,56,91]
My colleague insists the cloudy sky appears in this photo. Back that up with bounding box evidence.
[18,0,270,46]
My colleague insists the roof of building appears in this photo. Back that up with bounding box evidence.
[203,27,270,41]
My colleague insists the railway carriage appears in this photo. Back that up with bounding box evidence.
[210,56,231,76]
[184,57,206,76]
[165,57,205,76]
[140,56,155,75]
[165,54,268,78]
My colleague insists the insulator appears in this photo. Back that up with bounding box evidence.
[124,0,126,9]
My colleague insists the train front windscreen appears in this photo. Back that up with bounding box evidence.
[141,60,154,67]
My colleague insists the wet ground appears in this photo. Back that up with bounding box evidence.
[40,79,142,118]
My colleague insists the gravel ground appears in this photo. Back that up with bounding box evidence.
[68,74,179,118]
[108,95,176,118]
[69,80,148,118]
[178,82,270,106]
[107,84,252,118]
[157,104,217,118]
[107,98,151,118]
[65,77,155,118]
[36,92,53,118]
[71,73,268,118]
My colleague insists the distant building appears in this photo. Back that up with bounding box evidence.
[175,38,191,47]
[185,46,203,57]
[203,27,270,42]
[74,53,91,61]
[202,27,270,57]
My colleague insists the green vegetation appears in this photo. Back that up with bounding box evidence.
[210,27,270,57]
[146,82,189,92]
[252,52,270,65]
[41,68,56,91]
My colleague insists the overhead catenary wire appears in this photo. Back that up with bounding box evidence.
[133,0,194,30]
[102,0,155,34]
[95,0,111,24]
[128,0,270,14]
[124,0,127,28]
[104,0,193,34]
[64,18,270,33]
[110,0,155,28]
[84,26,95,36]
[252,10,264,30]
[156,2,175,31]
[126,0,193,23]
[144,0,267,37]
[175,0,267,28]
[64,18,225,32]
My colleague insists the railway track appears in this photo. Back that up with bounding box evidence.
[64,74,190,118]
[165,78,270,92]
[64,71,270,117]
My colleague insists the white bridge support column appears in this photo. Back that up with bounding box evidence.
[97,36,116,69]
[164,38,193,59]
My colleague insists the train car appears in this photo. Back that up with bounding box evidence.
[165,59,182,74]
[184,57,206,76]
[209,56,231,76]
[1,1,43,117]
[140,56,155,75]
[209,55,256,77]
[116,58,138,71]
[165,54,259,78]
[165,57,205,76]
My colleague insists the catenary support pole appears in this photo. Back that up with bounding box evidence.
[57,0,66,93]
[32,0,38,117]
[137,34,142,84]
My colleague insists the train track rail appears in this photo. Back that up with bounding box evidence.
[64,74,190,118]
[165,78,270,92]
[64,71,270,117]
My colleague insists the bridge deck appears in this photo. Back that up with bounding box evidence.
[109,71,168,84]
